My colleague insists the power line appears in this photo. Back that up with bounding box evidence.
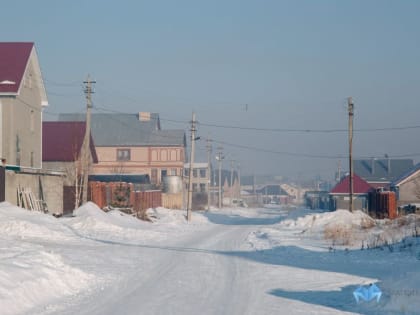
[91,103,420,134]
[212,138,420,160]
[197,121,420,133]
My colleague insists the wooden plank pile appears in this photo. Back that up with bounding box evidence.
[17,187,46,212]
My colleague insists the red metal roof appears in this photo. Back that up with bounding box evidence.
[43,121,98,163]
[0,42,34,94]
[330,174,373,194]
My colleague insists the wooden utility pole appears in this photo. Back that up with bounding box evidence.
[337,160,342,182]
[216,147,224,209]
[230,159,235,205]
[187,112,196,221]
[82,75,95,204]
[206,137,212,210]
[348,97,354,212]
[237,162,241,200]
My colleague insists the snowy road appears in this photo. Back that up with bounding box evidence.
[52,209,288,315]
[2,203,420,315]
[38,207,369,315]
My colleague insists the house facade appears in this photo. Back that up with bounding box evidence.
[0,42,64,213]
[391,163,420,210]
[257,184,291,205]
[184,162,210,193]
[0,42,48,168]
[59,112,186,186]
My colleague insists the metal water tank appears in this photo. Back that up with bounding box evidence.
[163,176,183,194]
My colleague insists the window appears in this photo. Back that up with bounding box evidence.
[199,169,206,178]
[170,168,177,176]
[193,183,198,192]
[117,149,130,161]
[193,169,198,178]
[151,169,158,184]
[200,183,206,192]
[161,169,167,180]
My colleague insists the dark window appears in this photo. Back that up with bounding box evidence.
[193,169,198,177]
[117,149,131,161]
[200,183,206,192]
[199,169,206,178]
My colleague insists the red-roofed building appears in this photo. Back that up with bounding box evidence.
[0,42,48,168]
[42,121,98,213]
[43,121,98,185]
[329,174,373,211]
[0,43,67,214]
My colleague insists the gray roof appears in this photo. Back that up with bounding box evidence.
[58,113,186,147]
[391,163,420,186]
[354,159,414,182]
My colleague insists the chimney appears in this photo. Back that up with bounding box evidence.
[138,112,151,121]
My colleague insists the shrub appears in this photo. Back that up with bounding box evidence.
[324,225,352,246]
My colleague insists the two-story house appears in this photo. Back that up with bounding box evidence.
[59,112,186,186]
[0,42,48,169]
[0,42,64,212]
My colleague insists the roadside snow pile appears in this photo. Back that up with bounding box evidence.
[0,245,93,315]
[147,207,210,225]
[69,203,210,243]
[280,209,375,232]
[0,202,94,315]
[279,209,420,248]
[69,202,166,242]
[0,202,75,241]
[248,208,420,251]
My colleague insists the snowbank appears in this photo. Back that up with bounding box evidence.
[252,208,420,249]
[0,203,94,315]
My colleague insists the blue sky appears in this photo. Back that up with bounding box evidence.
[3,0,420,180]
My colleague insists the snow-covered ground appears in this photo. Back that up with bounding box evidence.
[0,202,419,314]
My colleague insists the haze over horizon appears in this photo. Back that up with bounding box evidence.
[3,0,420,180]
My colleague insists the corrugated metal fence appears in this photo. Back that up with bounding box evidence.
[369,190,397,219]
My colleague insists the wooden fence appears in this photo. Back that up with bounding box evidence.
[89,181,162,212]
[162,193,183,209]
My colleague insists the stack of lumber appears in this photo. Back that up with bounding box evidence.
[17,187,45,212]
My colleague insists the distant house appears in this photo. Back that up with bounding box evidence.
[58,112,186,186]
[42,121,98,186]
[329,174,373,211]
[184,162,210,193]
[304,191,330,210]
[257,185,291,205]
[391,163,420,210]
[354,158,413,189]
[0,42,48,168]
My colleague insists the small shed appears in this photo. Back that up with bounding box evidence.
[329,174,373,211]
